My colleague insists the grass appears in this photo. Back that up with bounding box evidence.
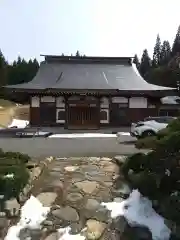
[0,99,29,127]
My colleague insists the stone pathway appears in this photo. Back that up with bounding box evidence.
[26,156,128,239]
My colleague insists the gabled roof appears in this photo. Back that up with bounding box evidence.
[4,56,176,93]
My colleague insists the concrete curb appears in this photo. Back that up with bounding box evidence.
[19,156,55,201]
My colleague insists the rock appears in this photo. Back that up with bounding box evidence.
[114,155,127,165]
[36,192,58,207]
[30,166,41,180]
[52,206,79,221]
[89,157,101,163]
[85,199,100,211]
[5,198,20,216]
[100,157,112,161]
[64,166,79,172]
[50,180,63,188]
[103,163,119,173]
[112,174,119,180]
[113,183,131,198]
[112,216,127,234]
[84,207,109,223]
[46,156,54,162]
[51,167,61,172]
[43,220,53,226]
[86,219,106,240]
[104,182,113,187]
[74,181,100,194]
[113,197,124,203]
[66,193,83,202]
[44,232,58,240]
[0,218,8,229]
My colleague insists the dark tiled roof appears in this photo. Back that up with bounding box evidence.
[5,57,175,92]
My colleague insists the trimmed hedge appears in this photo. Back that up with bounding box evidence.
[135,136,158,149]
[122,127,180,223]
[0,149,31,200]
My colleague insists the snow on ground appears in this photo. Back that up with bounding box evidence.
[5,195,50,240]
[102,189,171,240]
[5,196,86,240]
[8,119,29,129]
[49,133,117,138]
[117,132,130,136]
[57,226,86,240]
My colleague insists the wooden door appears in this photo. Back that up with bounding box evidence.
[40,102,56,125]
[68,106,98,129]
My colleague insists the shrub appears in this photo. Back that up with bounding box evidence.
[4,151,30,164]
[0,150,31,200]
[168,117,180,132]
[135,136,158,149]
[122,130,180,223]
[0,149,30,164]
[0,165,29,200]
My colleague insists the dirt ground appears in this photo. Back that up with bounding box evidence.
[0,99,29,127]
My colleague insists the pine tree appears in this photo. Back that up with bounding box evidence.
[152,34,161,67]
[139,49,151,79]
[76,50,80,57]
[172,25,180,57]
[160,40,171,65]
[133,54,140,69]
[0,50,8,86]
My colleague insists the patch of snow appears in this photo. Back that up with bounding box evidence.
[101,189,171,240]
[4,225,24,240]
[5,195,50,239]
[19,195,50,229]
[116,132,130,136]
[58,226,85,240]
[8,119,29,129]
[3,173,14,179]
[48,133,116,138]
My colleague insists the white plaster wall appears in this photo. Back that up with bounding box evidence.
[56,97,65,107]
[100,97,109,108]
[31,96,39,107]
[112,97,128,103]
[129,97,147,108]
[41,96,55,102]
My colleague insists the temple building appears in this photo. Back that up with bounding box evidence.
[4,55,176,129]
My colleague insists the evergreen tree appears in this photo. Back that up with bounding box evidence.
[0,50,8,87]
[172,25,180,57]
[139,49,151,79]
[133,54,140,69]
[152,34,161,67]
[160,40,171,65]
[76,50,80,57]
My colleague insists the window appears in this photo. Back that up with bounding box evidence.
[56,109,65,123]
[100,109,109,123]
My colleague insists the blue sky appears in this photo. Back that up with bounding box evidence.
[1,0,180,63]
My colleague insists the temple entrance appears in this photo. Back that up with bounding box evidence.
[40,102,56,125]
[67,106,99,129]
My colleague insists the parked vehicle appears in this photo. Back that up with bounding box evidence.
[130,116,176,138]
